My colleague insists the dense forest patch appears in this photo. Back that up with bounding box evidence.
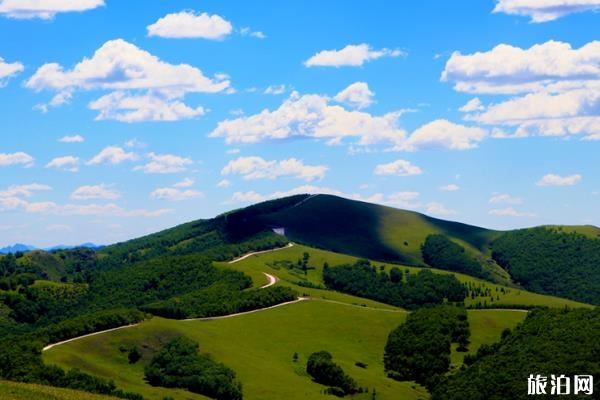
[422,235,489,280]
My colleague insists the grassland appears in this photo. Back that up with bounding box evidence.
[0,380,118,400]
[44,298,530,400]
[217,243,590,309]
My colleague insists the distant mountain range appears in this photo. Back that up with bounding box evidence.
[0,242,102,254]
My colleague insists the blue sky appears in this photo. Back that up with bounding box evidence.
[0,0,598,247]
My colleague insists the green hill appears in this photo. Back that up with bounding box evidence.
[0,380,119,400]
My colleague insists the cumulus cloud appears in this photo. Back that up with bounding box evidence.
[401,119,487,151]
[426,201,457,216]
[264,84,287,95]
[334,82,374,109]
[489,193,523,204]
[88,146,138,166]
[374,159,422,176]
[439,184,460,192]
[71,184,120,200]
[174,178,194,188]
[229,191,264,204]
[26,39,229,121]
[240,27,266,39]
[0,183,51,198]
[45,155,79,172]
[536,173,582,186]
[0,0,104,19]
[89,91,205,122]
[0,56,24,85]
[489,207,536,217]
[459,98,484,112]
[0,152,34,167]
[304,43,403,67]
[493,0,600,22]
[217,179,231,188]
[150,187,203,201]
[58,134,84,143]
[222,156,327,181]
[147,11,232,39]
[134,152,193,174]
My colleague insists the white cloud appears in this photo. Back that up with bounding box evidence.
[217,179,231,188]
[89,91,205,122]
[58,134,84,143]
[0,0,104,19]
[0,152,34,167]
[374,159,423,176]
[489,207,536,217]
[0,56,24,85]
[401,119,487,151]
[174,178,194,188]
[459,98,484,112]
[226,148,240,154]
[134,152,193,174]
[124,138,147,148]
[493,0,600,22]
[147,11,233,40]
[229,191,264,204]
[440,184,460,192]
[264,84,286,95]
[45,155,79,172]
[222,156,327,181]
[489,193,523,204]
[240,27,266,39]
[87,146,138,166]
[71,184,120,200]
[536,173,582,186]
[334,82,374,109]
[0,183,51,198]
[150,187,203,201]
[305,43,403,67]
[425,201,457,216]
[382,191,421,209]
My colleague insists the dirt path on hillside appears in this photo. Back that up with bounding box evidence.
[260,272,279,288]
[228,243,294,264]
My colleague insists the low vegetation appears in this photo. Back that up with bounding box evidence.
[306,351,357,396]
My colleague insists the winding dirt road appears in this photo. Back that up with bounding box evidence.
[228,242,294,264]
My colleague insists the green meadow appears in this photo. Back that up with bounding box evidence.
[0,380,118,400]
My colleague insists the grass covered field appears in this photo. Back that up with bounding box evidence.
[44,299,528,400]
[0,380,118,400]
[217,243,590,309]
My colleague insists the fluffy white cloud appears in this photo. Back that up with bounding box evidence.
[222,156,327,181]
[425,202,457,216]
[209,91,407,148]
[134,152,193,174]
[374,159,422,176]
[459,98,484,112]
[489,193,523,204]
[71,184,120,200]
[305,44,403,68]
[489,207,536,217]
[174,178,194,188]
[0,0,104,19]
[401,119,487,151]
[443,41,600,94]
[147,11,232,40]
[0,152,34,167]
[493,0,600,22]
[264,84,287,95]
[58,134,84,143]
[88,146,138,166]
[0,183,51,198]
[536,173,582,186]
[217,179,231,188]
[45,155,79,172]
[150,188,203,201]
[334,82,374,109]
[89,91,205,122]
[0,56,23,85]
[439,184,460,192]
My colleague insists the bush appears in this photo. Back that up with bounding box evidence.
[306,351,357,395]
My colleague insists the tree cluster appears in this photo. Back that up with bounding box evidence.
[421,234,489,280]
[306,351,357,395]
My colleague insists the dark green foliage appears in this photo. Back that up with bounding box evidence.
[422,234,489,279]
[306,351,357,395]
[128,346,142,364]
[384,306,470,386]
[431,308,600,400]
[145,336,243,400]
[141,286,297,319]
[323,260,467,309]
[491,227,600,304]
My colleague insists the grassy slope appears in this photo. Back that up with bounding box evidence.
[0,380,118,400]
[217,244,590,309]
[43,300,528,400]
